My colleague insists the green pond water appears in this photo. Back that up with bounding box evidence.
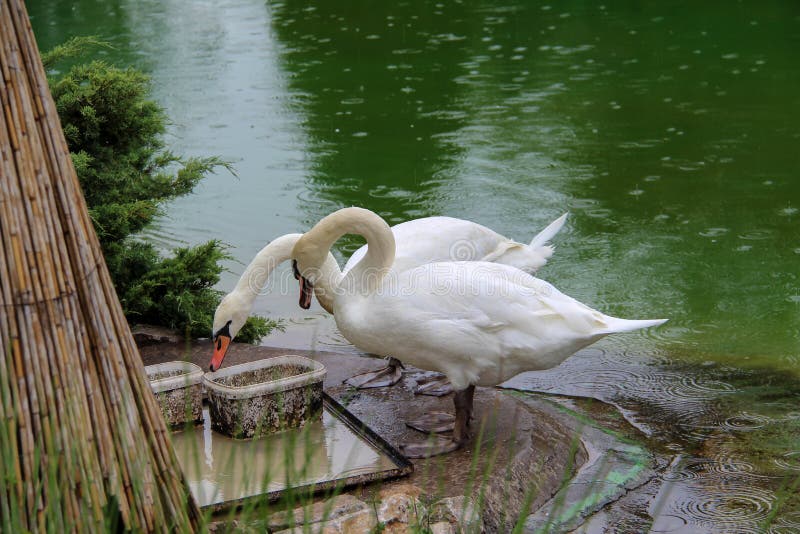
[30,0,800,531]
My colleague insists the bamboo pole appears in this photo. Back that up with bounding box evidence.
[0,0,201,530]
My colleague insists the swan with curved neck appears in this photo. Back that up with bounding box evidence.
[292,207,667,457]
[210,212,568,375]
[210,234,341,371]
[293,208,395,308]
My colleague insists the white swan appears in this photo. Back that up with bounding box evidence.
[209,214,568,374]
[291,207,667,457]
[339,212,567,389]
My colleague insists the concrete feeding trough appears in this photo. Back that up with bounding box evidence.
[145,361,204,427]
[203,356,326,439]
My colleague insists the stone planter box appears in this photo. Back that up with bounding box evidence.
[204,356,326,439]
[145,361,204,427]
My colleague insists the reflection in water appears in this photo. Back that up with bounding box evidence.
[171,407,397,507]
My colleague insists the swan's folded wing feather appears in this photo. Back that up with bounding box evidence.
[396,262,609,334]
[344,217,503,273]
[386,262,606,356]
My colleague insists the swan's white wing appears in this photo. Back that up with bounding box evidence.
[344,217,504,273]
[345,215,568,275]
[394,262,610,334]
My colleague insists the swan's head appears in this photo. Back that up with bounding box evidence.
[291,232,329,310]
[291,207,392,309]
[209,292,250,371]
[292,259,315,310]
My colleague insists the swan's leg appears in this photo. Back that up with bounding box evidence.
[401,385,475,458]
[452,385,475,443]
[344,356,404,389]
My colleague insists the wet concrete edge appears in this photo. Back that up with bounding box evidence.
[503,391,658,533]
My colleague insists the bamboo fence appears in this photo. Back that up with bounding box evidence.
[0,0,201,531]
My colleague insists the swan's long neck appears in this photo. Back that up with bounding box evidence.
[299,207,395,295]
[231,233,341,314]
[232,234,302,310]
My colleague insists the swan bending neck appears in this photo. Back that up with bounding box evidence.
[234,233,339,312]
[235,233,302,300]
[304,208,395,293]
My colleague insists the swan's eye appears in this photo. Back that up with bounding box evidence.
[292,260,301,280]
[213,321,233,341]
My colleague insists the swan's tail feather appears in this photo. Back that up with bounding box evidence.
[529,213,569,249]
[599,317,668,334]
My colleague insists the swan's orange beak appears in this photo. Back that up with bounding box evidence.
[293,259,313,310]
[209,334,231,372]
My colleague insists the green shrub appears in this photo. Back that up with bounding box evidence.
[45,38,278,342]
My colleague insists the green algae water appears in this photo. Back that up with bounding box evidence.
[30,0,800,531]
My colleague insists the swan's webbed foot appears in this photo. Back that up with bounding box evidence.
[405,412,455,434]
[344,366,401,388]
[414,374,453,397]
[344,357,404,389]
[400,435,463,458]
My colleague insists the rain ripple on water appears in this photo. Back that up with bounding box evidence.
[500,346,800,532]
[663,481,774,534]
[501,346,738,438]
[773,451,800,472]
